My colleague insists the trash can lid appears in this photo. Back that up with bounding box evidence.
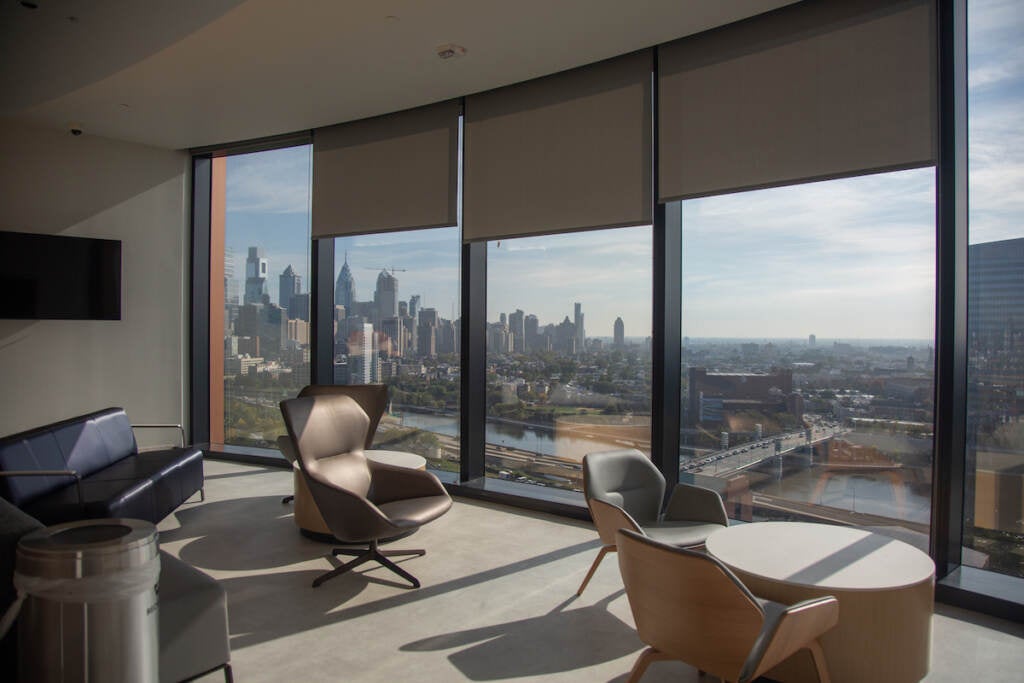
[17,518,158,579]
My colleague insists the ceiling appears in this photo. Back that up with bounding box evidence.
[0,0,795,150]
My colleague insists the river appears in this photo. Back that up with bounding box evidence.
[397,411,933,526]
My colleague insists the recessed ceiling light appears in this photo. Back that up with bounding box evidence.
[436,44,467,60]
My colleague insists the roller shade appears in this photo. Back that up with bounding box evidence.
[658,0,936,202]
[463,50,653,242]
[312,99,460,238]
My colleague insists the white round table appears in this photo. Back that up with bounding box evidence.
[705,522,934,683]
[293,450,427,537]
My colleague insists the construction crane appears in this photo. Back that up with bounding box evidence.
[362,266,407,275]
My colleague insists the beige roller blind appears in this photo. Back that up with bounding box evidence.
[658,0,936,202]
[463,50,653,242]
[312,99,460,238]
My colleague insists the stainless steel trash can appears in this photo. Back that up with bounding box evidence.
[15,518,160,682]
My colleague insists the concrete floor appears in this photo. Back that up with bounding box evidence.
[158,460,1024,682]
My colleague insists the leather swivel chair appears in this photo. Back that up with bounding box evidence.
[577,448,728,596]
[616,528,838,683]
[277,384,388,503]
[279,394,451,588]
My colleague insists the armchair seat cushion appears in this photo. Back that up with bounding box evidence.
[378,495,452,528]
[645,521,724,548]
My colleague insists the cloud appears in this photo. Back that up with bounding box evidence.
[225,146,312,215]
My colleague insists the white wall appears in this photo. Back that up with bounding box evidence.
[0,119,190,445]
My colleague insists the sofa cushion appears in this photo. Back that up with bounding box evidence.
[0,408,137,506]
[22,447,203,526]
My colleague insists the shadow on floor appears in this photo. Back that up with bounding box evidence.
[159,494,603,652]
[401,592,641,680]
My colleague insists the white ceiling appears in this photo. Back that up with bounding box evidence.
[1,0,795,150]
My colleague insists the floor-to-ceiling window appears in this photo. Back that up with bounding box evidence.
[965,0,1024,578]
[330,228,461,475]
[484,227,653,492]
[209,145,312,451]
[679,168,937,547]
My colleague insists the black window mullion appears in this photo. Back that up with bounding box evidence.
[651,203,682,493]
[311,238,334,385]
[460,241,487,481]
[189,156,212,445]
[930,0,968,578]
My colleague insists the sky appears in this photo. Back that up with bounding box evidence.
[222,0,1021,342]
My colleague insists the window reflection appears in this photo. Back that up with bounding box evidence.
[680,169,936,546]
[486,227,653,491]
[965,0,1024,578]
[331,227,461,475]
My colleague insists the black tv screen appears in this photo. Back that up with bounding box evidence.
[0,231,121,320]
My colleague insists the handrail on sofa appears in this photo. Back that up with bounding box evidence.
[0,469,84,505]
[133,423,186,448]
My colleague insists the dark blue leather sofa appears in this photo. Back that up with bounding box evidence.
[0,408,204,526]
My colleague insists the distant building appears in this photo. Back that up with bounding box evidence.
[614,317,625,348]
[688,367,795,426]
[509,309,525,353]
[243,246,268,305]
[334,254,356,310]
[224,247,239,305]
[288,293,310,322]
[809,334,816,347]
[374,270,399,322]
[379,316,404,357]
[525,314,539,351]
[574,302,585,354]
[279,265,300,311]
[349,322,378,384]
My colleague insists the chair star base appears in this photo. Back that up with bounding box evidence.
[312,539,426,588]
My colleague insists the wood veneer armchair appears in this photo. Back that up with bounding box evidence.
[279,394,451,588]
[277,384,388,503]
[577,448,728,595]
[616,528,838,683]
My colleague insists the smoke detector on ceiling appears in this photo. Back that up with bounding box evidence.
[436,44,467,60]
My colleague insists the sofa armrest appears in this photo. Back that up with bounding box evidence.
[0,470,83,505]
[132,424,185,448]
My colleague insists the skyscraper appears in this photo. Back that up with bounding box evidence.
[574,302,585,354]
[349,322,377,384]
[224,247,239,306]
[614,317,625,347]
[244,247,268,305]
[334,253,356,310]
[279,265,300,311]
[409,294,421,320]
[524,314,539,352]
[509,309,525,353]
[374,270,399,322]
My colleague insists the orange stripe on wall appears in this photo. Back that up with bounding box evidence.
[209,156,227,444]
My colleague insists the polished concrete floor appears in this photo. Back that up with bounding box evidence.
[158,460,1024,682]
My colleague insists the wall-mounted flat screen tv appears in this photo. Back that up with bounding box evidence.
[0,231,121,320]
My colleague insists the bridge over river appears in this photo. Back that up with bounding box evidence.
[680,424,846,478]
